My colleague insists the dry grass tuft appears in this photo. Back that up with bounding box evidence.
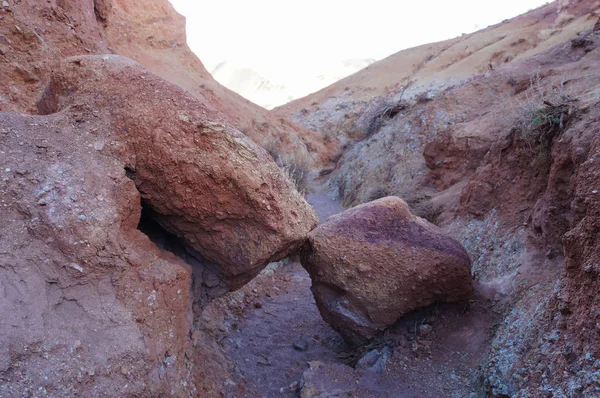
[280,157,312,195]
[262,140,313,195]
[507,75,578,168]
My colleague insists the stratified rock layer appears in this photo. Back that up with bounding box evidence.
[301,196,473,344]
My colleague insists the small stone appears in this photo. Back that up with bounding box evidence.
[163,355,176,366]
[68,263,84,272]
[558,301,571,315]
[14,66,37,83]
[293,340,309,352]
[253,302,262,309]
[93,140,105,151]
[418,324,433,336]
[2,1,9,8]
[356,346,392,374]
[203,269,220,288]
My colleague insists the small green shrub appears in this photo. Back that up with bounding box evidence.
[523,95,575,148]
[512,81,577,167]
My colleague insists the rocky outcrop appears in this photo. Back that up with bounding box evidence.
[480,87,600,397]
[278,0,600,183]
[0,0,329,165]
[300,196,473,344]
[0,111,213,396]
[0,54,316,396]
[39,54,318,290]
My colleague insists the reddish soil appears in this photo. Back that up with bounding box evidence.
[222,262,345,397]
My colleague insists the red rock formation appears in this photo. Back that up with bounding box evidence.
[0,54,316,396]
[0,0,329,165]
[284,4,600,392]
[39,54,318,290]
[301,196,473,344]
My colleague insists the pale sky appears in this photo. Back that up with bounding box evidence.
[169,0,551,105]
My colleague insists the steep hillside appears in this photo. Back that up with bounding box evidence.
[277,0,600,162]
[0,0,329,165]
[271,0,600,395]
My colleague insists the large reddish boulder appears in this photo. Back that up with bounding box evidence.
[0,112,227,396]
[0,54,316,396]
[39,55,318,290]
[301,196,473,344]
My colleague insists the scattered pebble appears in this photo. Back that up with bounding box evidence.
[419,324,433,336]
[93,140,105,151]
[68,263,84,273]
[293,339,309,352]
[356,346,392,374]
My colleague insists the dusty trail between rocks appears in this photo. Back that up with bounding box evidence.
[218,183,496,397]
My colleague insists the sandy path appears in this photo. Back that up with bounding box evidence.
[306,186,345,223]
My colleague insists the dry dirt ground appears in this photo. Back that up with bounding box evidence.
[208,183,497,398]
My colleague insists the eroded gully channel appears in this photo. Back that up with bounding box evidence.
[211,182,494,398]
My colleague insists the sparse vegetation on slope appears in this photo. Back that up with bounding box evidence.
[509,77,579,168]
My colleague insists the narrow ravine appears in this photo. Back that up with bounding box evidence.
[216,181,497,397]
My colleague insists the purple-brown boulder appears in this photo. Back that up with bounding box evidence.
[301,196,473,344]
